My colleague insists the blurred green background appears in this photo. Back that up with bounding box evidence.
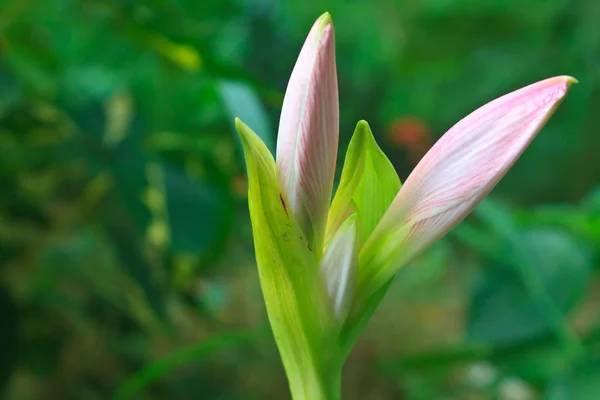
[1,0,599,399]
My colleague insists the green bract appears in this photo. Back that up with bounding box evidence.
[327,121,401,244]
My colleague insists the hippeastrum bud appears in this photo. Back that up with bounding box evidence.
[235,10,578,399]
[355,76,577,310]
[276,12,339,261]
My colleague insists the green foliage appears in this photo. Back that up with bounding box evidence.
[468,228,592,346]
[113,328,269,400]
[0,287,18,395]
[547,358,600,400]
[1,0,599,399]
[218,80,275,153]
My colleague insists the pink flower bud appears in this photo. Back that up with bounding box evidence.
[276,13,339,259]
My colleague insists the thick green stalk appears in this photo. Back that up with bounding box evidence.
[288,361,342,400]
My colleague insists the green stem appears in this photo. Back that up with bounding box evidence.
[287,360,342,400]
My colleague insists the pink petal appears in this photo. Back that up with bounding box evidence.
[320,215,358,324]
[363,76,576,282]
[276,13,339,259]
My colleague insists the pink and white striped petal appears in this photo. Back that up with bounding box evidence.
[276,13,339,259]
[359,76,576,297]
[320,215,358,324]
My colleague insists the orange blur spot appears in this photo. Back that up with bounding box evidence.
[387,117,432,164]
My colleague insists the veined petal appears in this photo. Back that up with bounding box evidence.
[276,12,339,260]
[357,76,576,304]
[320,215,358,324]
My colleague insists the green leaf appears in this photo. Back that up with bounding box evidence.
[327,120,401,243]
[546,358,600,400]
[468,229,592,345]
[219,80,275,153]
[67,102,164,317]
[112,329,268,400]
[497,341,572,384]
[236,118,339,399]
[162,165,234,255]
[72,99,233,256]
[326,123,368,241]
[474,199,519,238]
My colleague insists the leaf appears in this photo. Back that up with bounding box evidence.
[112,329,268,400]
[327,120,401,243]
[378,335,574,384]
[218,80,275,153]
[474,198,519,238]
[468,228,592,345]
[67,101,164,316]
[71,100,233,255]
[162,165,234,254]
[352,124,402,243]
[236,118,338,397]
[546,358,600,400]
[496,341,572,384]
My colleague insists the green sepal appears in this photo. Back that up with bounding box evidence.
[327,120,401,244]
[236,118,340,399]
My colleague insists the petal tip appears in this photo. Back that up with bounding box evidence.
[561,75,578,85]
[313,13,334,39]
[318,12,333,27]
[546,75,578,91]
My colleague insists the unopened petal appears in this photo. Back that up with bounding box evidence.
[321,215,358,324]
[276,13,339,260]
[357,76,576,303]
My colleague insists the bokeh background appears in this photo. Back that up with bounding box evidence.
[1,0,599,399]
